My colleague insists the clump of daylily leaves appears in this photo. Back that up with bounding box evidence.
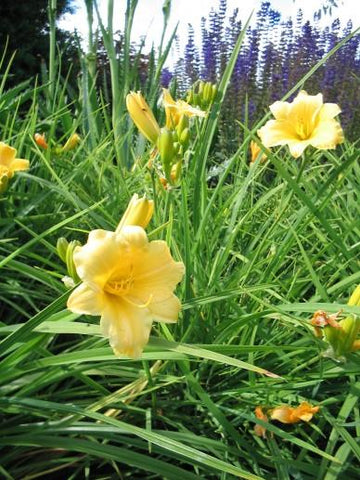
[126,81,216,186]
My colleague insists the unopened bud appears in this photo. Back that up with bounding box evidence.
[62,133,80,152]
[126,91,160,144]
[116,194,154,233]
[157,128,176,179]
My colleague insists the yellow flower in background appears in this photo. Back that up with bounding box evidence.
[162,88,206,129]
[250,139,267,164]
[115,194,154,233]
[257,90,344,158]
[62,133,81,152]
[270,402,319,424]
[0,142,29,193]
[67,226,185,358]
[126,91,160,144]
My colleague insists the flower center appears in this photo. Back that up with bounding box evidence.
[296,119,311,140]
[104,276,133,296]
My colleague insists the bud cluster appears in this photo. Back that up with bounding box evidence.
[126,82,216,186]
[186,81,217,111]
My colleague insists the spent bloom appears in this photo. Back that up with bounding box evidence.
[162,88,206,129]
[34,133,48,150]
[257,90,344,158]
[310,285,360,359]
[270,402,319,424]
[0,142,29,193]
[126,91,160,144]
[254,402,319,437]
[67,194,184,358]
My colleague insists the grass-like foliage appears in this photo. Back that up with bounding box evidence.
[0,1,360,479]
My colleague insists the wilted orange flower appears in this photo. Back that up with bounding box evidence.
[67,195,184,358]
[254,406,269,438]
[34,133,48,149]
[257,90,344,158]
[270,402,319,424]
[163,88,206,129]
[0,142,29,193]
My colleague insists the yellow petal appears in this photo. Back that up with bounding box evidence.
[269,100,291,120]
[0,142,16,168]
[147,293,181,323]
[73,229,123,288]
[100,295,153,358]
[133,240,185,294]
[288,140,311,158]
[258,120,299,147]
[10,159,30,172]
[319,103,341,120]
[67,283,104,315]
[310,120,344,149]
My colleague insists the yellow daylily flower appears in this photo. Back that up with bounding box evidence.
[126,91,160,144]
[270,402,319,424]
[257,90,344,158]
[67,226,184,358]
[0,142,29,193]
[163,88,206,129]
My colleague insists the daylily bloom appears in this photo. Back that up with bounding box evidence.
[67,195,183,358]
[270,402,319,424]
[257,90,344,158]
[126,91,160,144]
[163,88,206,129]
[0,142,29,193]
[67,226,185,358]
[34,133,48,149]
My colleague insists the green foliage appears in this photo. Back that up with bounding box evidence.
[0,1,359,479]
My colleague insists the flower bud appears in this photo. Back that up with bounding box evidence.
[56,237,69,262]
[62,133,81,152]
[157,128,176,179]
[126,91,160,144]
[179,128,190,149]
[66,240,82,282]
[116,194,154,233]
